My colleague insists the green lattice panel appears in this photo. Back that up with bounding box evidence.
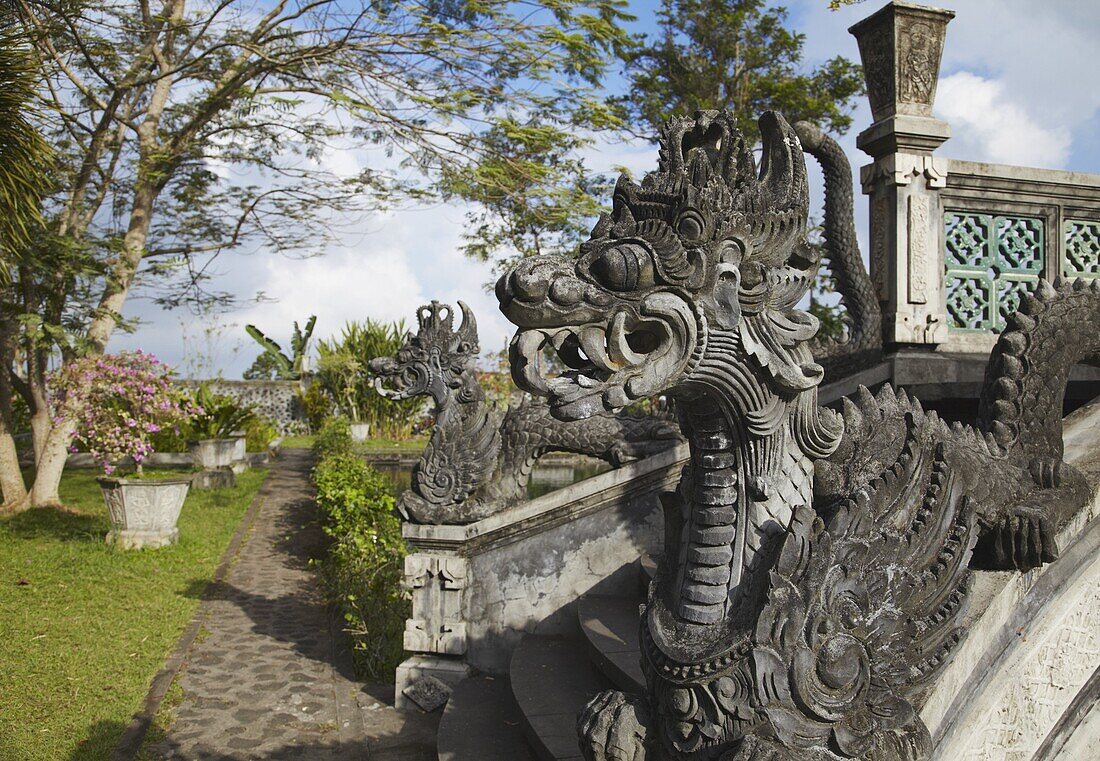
[945,273,994,331]
[944,212,1044,333]
[1064,220,1100,279]
[995,276,1035,332]
[995,216,1044,273]
[945,212,991,270]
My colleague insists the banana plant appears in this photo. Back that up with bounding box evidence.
[244,316,316,383]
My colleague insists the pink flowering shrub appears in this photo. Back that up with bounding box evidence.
[50,350,201,475]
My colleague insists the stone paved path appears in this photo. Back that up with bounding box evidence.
[145,449,438,760]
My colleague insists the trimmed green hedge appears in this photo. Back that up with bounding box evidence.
[311,418,408,680]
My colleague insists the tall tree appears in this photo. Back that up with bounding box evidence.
[620,0,864,143]
[0,19,54,508]
[0,0,633,510]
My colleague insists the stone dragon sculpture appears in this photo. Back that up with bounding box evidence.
[369,300,682,524]
[495,110,1099,760]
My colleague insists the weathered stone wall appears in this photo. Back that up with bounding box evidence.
[392,444,685,708]
[922,399,1100,760]
[177,379,307,434]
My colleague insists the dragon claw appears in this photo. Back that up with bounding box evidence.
[975,508,1058,571]
[1029,457,1063,488]
[578,690,650,761]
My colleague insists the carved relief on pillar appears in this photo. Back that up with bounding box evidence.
[871,193,891,303]
[908,194,931,304]
[862,153,949,344]
[850,2,955,121]
[855,20,894,120]
[896,17,945,112]
[404,554,468,655]
[862,153,947,192]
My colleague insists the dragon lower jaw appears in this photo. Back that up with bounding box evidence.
[509,292,701,420]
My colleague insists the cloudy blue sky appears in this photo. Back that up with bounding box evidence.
[109,0,1100,377]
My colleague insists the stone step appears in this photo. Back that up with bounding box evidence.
[510,634,611,761]
[577,595,645,694]
[437,675,535,761]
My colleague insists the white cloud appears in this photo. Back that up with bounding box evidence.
[113,200,519,377]
[936,72,1071,168]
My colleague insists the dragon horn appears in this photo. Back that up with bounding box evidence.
[456,300,479,347]
[758,111,808,215]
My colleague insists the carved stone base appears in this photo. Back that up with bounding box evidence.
[106,527,180,549]
[191,467,236,490]
[857,114,950,158]
[394,655,471,712]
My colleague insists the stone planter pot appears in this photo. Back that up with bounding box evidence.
[189,436,245,470]
[98,477,191,549]
[231,434,246,462]
[350,423,370,442]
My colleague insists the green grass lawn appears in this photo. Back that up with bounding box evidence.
[358,435,427,452]
[277,434,315,449]
[279,434,427,453]
[0,467,267,761]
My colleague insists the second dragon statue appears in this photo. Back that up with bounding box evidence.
[369,300,683,524]
[496,110,1099,760]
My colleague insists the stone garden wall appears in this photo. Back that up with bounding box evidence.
[177,379,307,434]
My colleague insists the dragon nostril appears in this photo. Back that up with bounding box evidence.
[512,264,549,301]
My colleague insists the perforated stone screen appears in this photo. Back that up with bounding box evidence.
[944,212,1044,332]
[1064,220,1100,280]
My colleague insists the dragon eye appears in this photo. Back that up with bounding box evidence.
[591,242,653,292]
[676,210,706,242]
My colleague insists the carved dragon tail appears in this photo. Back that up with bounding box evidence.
[794,121,882,363]
[979,278,1100,468]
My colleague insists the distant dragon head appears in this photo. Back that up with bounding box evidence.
[498,111,836,451]
[369,300,481,408]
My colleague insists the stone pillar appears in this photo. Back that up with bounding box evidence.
[850,1,954,345]
[394,549,472,711]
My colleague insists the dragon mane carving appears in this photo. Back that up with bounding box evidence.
[369,300,682,524]
[496,110,1100,760]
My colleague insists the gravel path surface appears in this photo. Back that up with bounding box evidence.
[145,449,438,760]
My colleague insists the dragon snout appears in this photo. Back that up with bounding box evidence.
[368,356,396,375]
[498,255,614,329]
[497,256,554,306]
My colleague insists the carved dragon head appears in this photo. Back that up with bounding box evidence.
[498,111,839,454]
[369,300,481,408]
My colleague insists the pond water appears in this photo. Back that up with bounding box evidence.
[369,457,610,501]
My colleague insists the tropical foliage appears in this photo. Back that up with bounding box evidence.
[315,320,423,438]
[0,22,52,279]
[311,418,407,678]
[243,317,316,381]
[618,0,864,143]
[0,0,635,509]
[184,384,256,440]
